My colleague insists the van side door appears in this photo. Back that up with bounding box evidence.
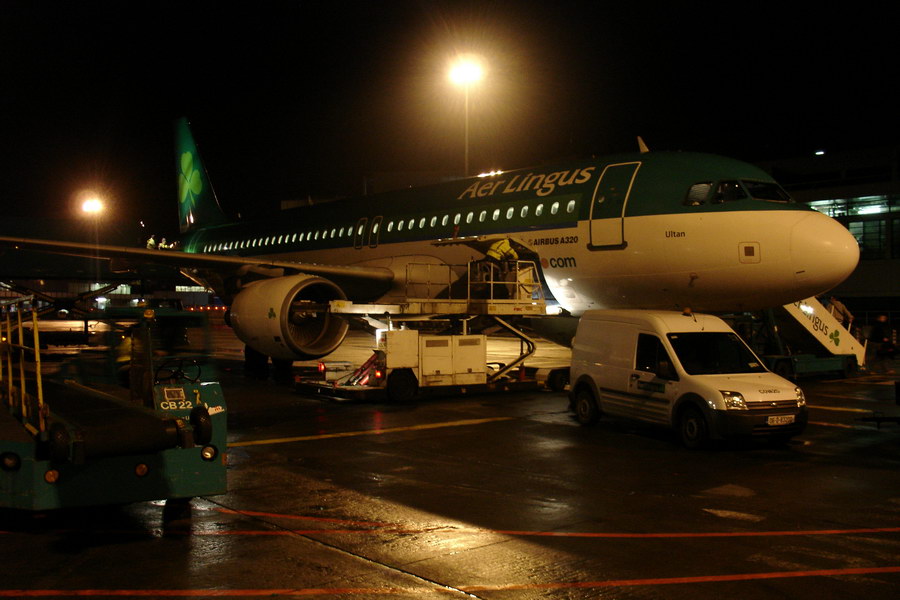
[629,333,679,424]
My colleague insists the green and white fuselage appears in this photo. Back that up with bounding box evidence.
[181,151,858,316]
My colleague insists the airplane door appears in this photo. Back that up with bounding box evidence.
[589,162,640,249]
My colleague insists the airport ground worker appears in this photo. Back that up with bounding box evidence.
[482,238,519,299]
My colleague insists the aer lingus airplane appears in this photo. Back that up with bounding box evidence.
[0,118,859,368]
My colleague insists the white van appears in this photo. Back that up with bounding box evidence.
[569,310,807,447]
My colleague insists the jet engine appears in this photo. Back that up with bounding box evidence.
[229,274,349,361]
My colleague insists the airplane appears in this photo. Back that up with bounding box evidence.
[0,118,860,373]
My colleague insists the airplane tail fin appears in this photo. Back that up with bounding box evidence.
[175,117,227,233]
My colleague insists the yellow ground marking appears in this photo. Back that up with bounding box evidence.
[807,404,872,414]
[230,416,514,447]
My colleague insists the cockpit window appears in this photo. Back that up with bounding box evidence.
[684,182,712,206]
[711,181,747,203]
[744,180,792,202]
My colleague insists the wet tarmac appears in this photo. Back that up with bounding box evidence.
[2,328,900,598]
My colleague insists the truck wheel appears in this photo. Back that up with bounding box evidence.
[678,405,709,449]
[387,369,418,403]
[547,369,570,392]
[573,388,600,425]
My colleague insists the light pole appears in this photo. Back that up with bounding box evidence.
[449,57,484,177]
[80,194,104,284]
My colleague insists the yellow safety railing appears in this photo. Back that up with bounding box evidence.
[0,296,46,435]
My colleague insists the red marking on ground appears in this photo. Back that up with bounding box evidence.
[460,565,900,592]
[3,565,899,596]
[493,526,900,538]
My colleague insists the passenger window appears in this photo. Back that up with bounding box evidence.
[442,215,449,226]
[398,220,404,231]
[551,202,559,215]
[506,207,514,219]
[492,209,500,221]
[454,213,461,225]
[535,204,544,217]
[685,182,711,206]
[408,218,415,230]
[466,212,473,224]
[520,206,529,218]
[387,222,394,232]
[479,210,486,222]
[635,334,678,380]
[566,200,576,213]
[430,216,437,227]
[711,181,747,203]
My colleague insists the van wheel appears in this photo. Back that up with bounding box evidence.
[573,388,600,425]
[678,406,709,449]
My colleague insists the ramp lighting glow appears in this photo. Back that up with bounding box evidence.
[477,170,503,178]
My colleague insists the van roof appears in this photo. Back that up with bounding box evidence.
[578,310,733,333]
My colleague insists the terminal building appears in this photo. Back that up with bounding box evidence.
[758,146,900,326]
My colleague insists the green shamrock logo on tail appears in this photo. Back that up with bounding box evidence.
[179,151,203,223]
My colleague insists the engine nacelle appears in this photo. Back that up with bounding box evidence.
[229,274,349,361]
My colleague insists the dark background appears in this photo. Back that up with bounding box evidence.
[1,1,896,241]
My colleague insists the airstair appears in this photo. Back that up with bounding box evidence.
[752,297,867,378]
[781,297,866,367]
[725,296,866,378]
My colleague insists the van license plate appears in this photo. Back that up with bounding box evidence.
[767,415,795,426]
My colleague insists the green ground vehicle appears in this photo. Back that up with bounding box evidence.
[0,298,226,510]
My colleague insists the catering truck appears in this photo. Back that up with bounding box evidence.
[569,310,808,448]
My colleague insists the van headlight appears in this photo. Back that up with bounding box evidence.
[720,390,748,410]
[795,387,806,407]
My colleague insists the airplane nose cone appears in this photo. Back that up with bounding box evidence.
[791,211,859,292]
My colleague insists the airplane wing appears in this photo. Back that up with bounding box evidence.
[0,236,395,286]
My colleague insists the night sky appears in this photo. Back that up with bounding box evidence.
[1,1,897,242]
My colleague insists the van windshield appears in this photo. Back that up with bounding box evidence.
[666,332,767,375]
